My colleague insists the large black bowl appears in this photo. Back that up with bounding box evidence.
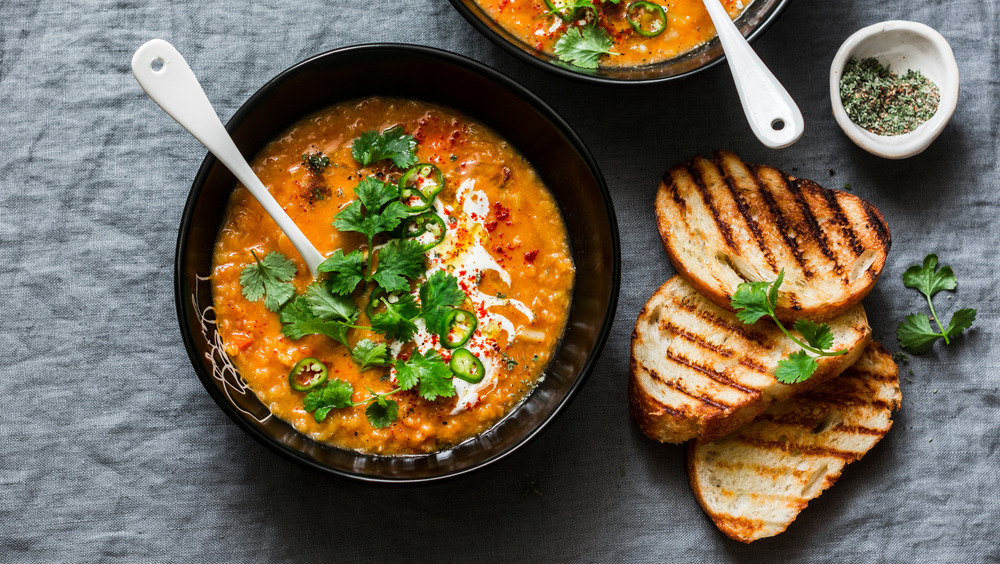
[175,44,620,483]
[447,0,793,84]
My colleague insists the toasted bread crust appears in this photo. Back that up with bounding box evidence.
[688,342,901,543]
[656,151,890,322]
[629,276,870,444]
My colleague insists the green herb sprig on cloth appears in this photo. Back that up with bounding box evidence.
[897,254,976,354]
[731,270,847,384]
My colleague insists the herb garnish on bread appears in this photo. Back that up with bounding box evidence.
[656,151,890,322]
[629,276,871,444]
[687,342,901,543]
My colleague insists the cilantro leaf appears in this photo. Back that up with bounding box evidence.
[554,25,617,70]
[394,349,455,401]
[351,126,418,169]
[239,251,297,312]
[305,282,358,322]
[730,280,772,325]
[898,254,976,354]
[279,296,350,346]
[351,339,389,371]
[945,308,977,339]
[365,397,398,428]
[902,254,957,299]
[303,379,355,422]
[793,319,834,351]
[333,197,410,242]
[774,350,818,384]
[372,239,426,293]
[897,314,940,354]
[419,270,467,335]
[370,294,420,341]
[354,176,401,211]
[317,249,366,295]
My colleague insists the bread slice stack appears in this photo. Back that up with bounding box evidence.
[631,151,898,542]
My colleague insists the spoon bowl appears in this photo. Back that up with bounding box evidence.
[700,0,804,149]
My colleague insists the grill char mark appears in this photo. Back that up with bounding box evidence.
[821,188,865,257]
[717,155,779,272]
[785,174,842,277]
[668,295,774,348]
[748,165,812,278]
[660,320,771,377]
[730,435,863,461]
[664,348,758,395]
[686,160,739,253]
[645,367,731,410]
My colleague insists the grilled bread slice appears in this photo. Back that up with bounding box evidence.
[687,342,901,543]
[656,150,890,322]
[629,276,870,444]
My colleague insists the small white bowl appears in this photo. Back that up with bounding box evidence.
[830,20,959,159]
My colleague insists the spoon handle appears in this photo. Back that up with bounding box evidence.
[702,0,804,149]
[131,39,324,277]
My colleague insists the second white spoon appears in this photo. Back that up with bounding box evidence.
[131,39,325,277]
[701,0,804,149]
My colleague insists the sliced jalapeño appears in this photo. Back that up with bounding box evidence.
[450,349,485,383]
[402,212,447,250]
[626,1,667,37]
[288,357,328,391]
[442,308,478,349]
[399,164,444,211]
[545,0,580,21]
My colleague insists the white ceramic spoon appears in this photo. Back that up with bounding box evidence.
[131,39,325,277]
[701,0,804,149]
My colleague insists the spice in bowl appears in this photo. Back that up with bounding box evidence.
[839,57,940,136]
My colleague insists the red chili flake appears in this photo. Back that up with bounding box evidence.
[524,250,539,263]
[493,202,511,223]
[485,220,498,232]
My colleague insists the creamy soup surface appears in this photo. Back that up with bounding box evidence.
[474,0,750,67]
[212,97,575,455]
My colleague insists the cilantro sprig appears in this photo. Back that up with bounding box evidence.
[351,125,418,169]
[554,24,619,70]
[731,270,847,384]
[303,350,455,426]
[239,250,297,312]
[897,254,976,354]
[303,378,400,428]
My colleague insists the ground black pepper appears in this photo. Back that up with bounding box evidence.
[840,57,940,136]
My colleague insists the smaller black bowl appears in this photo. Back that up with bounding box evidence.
[447,0,792,85]
[175,44,620,483]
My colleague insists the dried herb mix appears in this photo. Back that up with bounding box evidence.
[840,57,940,136]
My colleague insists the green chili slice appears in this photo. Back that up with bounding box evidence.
[288,357,328,391]
[544,0,580,21]
[400,188,432,212]
[626,1,667,37]
[402,212,447,250]
[442,308,478,349]
[399,163,444,208]
[450,349,485,383]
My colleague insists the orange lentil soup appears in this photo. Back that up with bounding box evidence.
[475,0,749,67]
[212,97,575,455]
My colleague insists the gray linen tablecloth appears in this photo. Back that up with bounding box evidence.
[2,0,997,561]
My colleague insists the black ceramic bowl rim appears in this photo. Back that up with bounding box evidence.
[174,43,621,484]
[446,0,793,85]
